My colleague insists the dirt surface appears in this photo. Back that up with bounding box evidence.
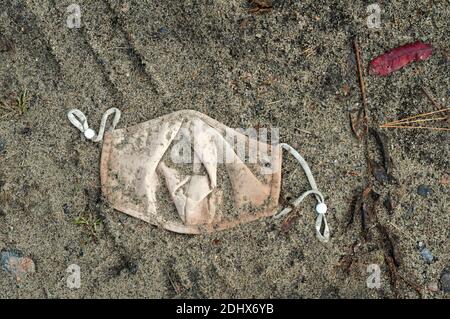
[0,0,449,298]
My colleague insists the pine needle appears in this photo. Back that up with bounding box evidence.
[380,124,450,131]
[380,82,449,134]
[380,107,449,131]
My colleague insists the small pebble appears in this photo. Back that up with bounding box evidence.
[417,185,431,197]
[152,27,168,39]
[20,127,32,136]
[419,247,434,264]
[0,136,4,152]
[127,261,138,274]
[428,282,439,292]
[63,203,70,215]
[1,249,35,281]
[120,3,130,13]
[158,27,168,34]
[440,271,450,292]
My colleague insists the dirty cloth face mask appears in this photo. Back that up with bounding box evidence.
[67,108,329,242]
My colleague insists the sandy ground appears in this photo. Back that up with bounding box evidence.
[0,0,448,298]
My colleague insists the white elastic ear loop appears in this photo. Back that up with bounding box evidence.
[67,108,121,142]
[274,143,330,242]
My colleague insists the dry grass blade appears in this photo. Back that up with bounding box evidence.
[0,102,14,119]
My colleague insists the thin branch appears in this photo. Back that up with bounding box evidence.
[354,39,368,110]
[421,86,444,110]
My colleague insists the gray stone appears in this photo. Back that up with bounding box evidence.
[420,247,434,264]
[1,249,35,281]
[440,271,450,292]
[417,185,431,197]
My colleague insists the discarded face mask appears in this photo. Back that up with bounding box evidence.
[67,108,330,242]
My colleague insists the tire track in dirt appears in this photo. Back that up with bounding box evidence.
[22,1,122,113]
[0,0,66,192]
[102,0,171,100]
[107,0,238,115]
[2,0,62,87]
[79,0,167,109]
[19,2,182,294]
[76,28,126,109]
[22,4,124,108]
[19,1,142,289]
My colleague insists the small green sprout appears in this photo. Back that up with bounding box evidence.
[74,215,101,239]
[16,89,29,115]
[0,89,29,118]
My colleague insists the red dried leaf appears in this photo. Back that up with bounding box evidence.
[369,41,433,76]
